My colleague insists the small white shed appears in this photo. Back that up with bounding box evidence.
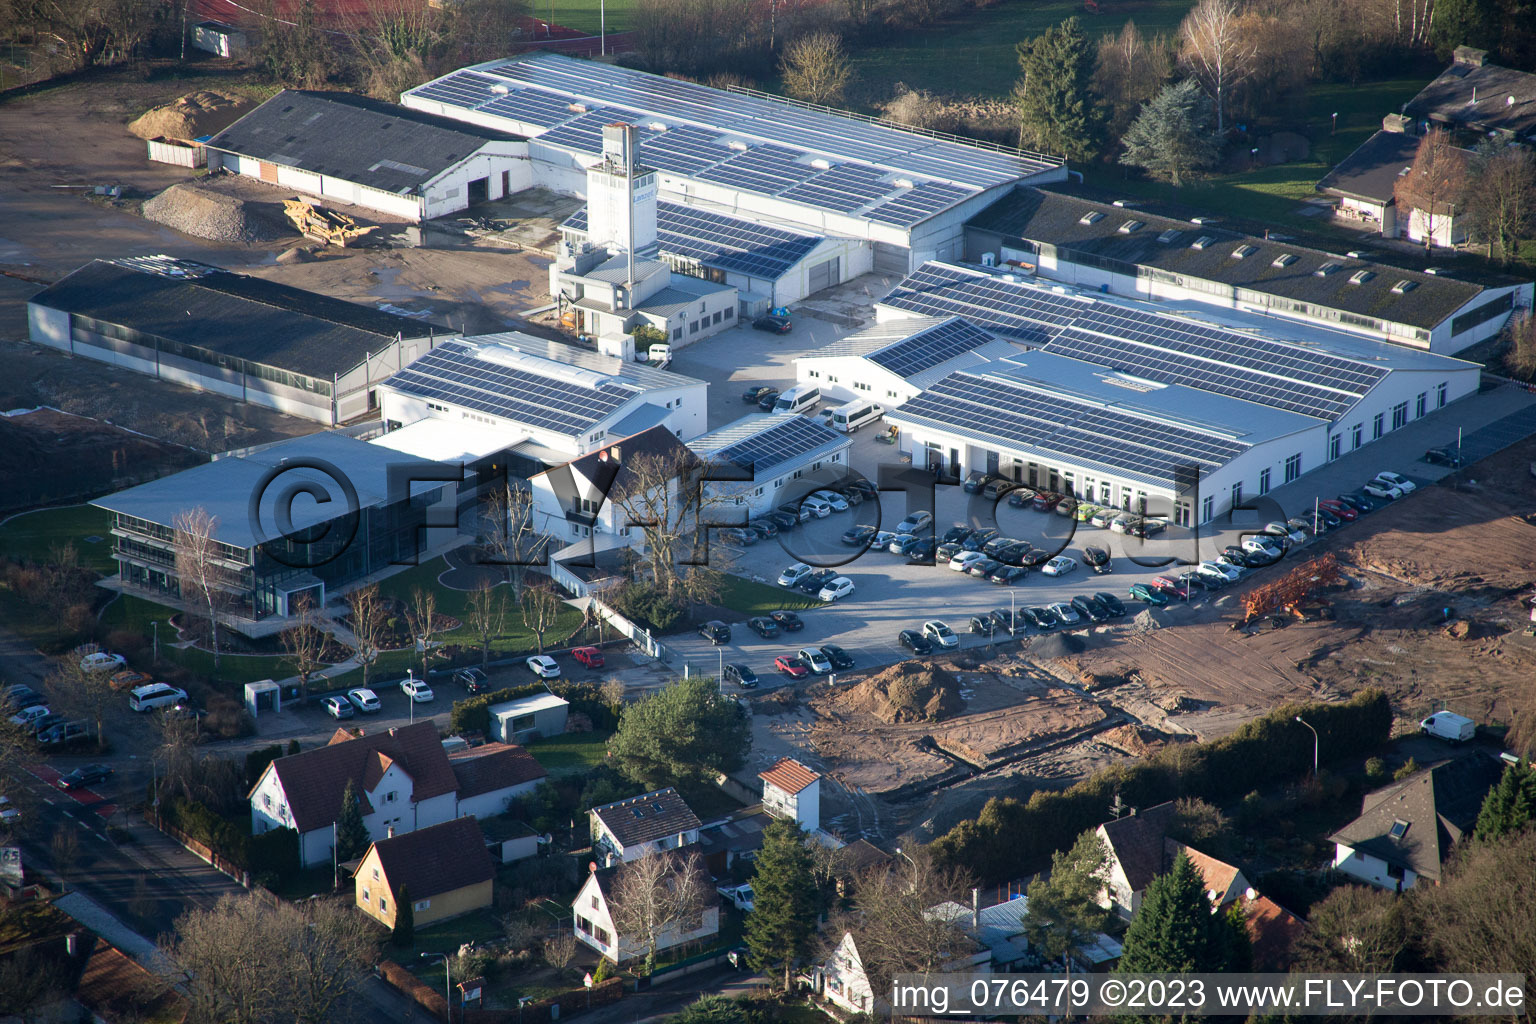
[243,679,281,717]
[488,692,569,743]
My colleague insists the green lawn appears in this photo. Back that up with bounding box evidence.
[404,910,506,961]
[0,504,114,573]
[535,0,636,35]
[717,576,817,616]
[378,558,588,656]
[526,731,611,778]
[848,0,1197,102]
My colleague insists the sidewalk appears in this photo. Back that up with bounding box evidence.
[55,891,179,979]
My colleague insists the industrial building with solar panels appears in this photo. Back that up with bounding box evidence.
[686,415,852,517]
[400,53,1067,318]
[868,261,1482,527]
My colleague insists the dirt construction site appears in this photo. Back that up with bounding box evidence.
[744,435,1536,846]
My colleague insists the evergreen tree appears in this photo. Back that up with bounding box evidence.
[608,676,751,788]
[1119,79,1220,187]
[1117,853,1250,973]
[1431,0,1500,58]
[392,884,414,947]
[1474,759,1536,841]
[745,819,818,990]
[1014,18,1103,162]
[335,779,371,861]
[1022,829,1113,971]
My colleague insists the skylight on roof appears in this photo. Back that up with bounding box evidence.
[1350,270,1376,285]
[1191,236,1215,250]
[1315,261,1341,277]
[1272,253,1298,268]
[1231,244,1258,259]
[1391,279,1418,294]
[1118,220,1145,234]
[1079,211,1105,225]
[1389,820,1409,840]
[1157,229,1182,243]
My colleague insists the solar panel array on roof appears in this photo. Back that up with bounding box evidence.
[639,124,731,175]
[537,109,636,153]
[882,263,1387,420]
[713,416,838,473]
[865,181,977,226]
[480,88,578,128]
[412,70,501,109]
[778,161,897,213]
[562,202,821,282]
[868,318,994,379]
[697,143,821,195]
[899,372,1249,480]
[384,340,638,434]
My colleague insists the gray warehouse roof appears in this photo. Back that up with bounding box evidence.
[206,89,522,194]
[404,54,1060,227]
[28,257,437,377]
[965,187,1489,332]
[1315,129,1423,203]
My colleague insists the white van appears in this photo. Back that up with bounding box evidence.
[829,399,884,434]
[129,683,187,712]
[773,385,820,415]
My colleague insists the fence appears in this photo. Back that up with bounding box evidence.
[463,977,625,1024]
[146,137,206,168]
[144,809,251,888]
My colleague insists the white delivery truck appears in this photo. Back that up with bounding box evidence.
[1420,711,1476,742]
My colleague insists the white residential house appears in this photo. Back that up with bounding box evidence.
[528,425,695,555]
[759,757,821,833]
[817,933,878,1016]
[590,788,702,867]
[572,867,720,964]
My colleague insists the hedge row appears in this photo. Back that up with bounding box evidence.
[449,680,620,737]
[930,689,1392,883]
[159,793,300,880]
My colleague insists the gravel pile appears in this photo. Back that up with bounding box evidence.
[142,182,288,243]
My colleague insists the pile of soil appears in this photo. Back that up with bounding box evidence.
[844,661,965,724]
[142,182,290,243]
[127,91,253,141]
[1031,631,1086,661]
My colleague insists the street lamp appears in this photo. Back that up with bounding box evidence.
[421,953,451,1023]
[151,620,160,664]
[893,846,916,870]
[1295,715,1319,778]
[1331,112,1338,135]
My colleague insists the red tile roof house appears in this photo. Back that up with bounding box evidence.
[1095,802,1252,918]
[248,723,547,868]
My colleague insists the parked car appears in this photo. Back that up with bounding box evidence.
[1030,606,1060,630]
[1048,602,1081,626]
[836,486,865,507]
[3,684,43,710]
[1200,560,1242,584]
[1007,488,1037,508]
[898,629,933,654]
[1422,446,1463,467]
[1041,556,1078,577]
[989,564,1028,585]
[0,796,19,826]
[820,644,855,670]
[1032,492,1063,513]
[969,615,998,636]
[818,577,855,602]
[922,620,959,649]
[58,764,113,791]
[1014,608,1043,630]
[1129,582,1169,606]
[749,519,779,540]
[1074,502,1102,523]
[994,541,1033,566]
[742,385,776,403]
[1071,595,1110,622]
[756,390,782,412]
[109,669,152,692]
[887,533,920,555]
[717,883,756,912]
[907,538,939,562]
[1361,479,1401,501]
[775,655,811,679]
[699,621,732,645]
[79,652,126,674]
[454,667,490,692]
[400,677,434,703]
[8,705,51,732]
[1318,498,1358,521]
[936,542,964,564]
[724,664,758,688]
[1110,513,1141,534]
[322,696,355,719]
[1094,592,1127,617]
[798,569,838,595]
[842,524,877,547]
[527,655,562,678]
[961,471,991,494]
[961,528,1000,552]
[1082,546,1111,574]
[753,314,792,334]
[747,616,781,639]
[812,489,850,513]
[346,688,381,713]
[1243,536,1284,559]
[1420,710,1476,742]
[798,648,833,674]
[967,558,1002,579]
[766,611,801,633]
[982,536,1018,558]
[1055,497,1078,518]
[989,608,1018,633]
[36,720,90,747]
[1090,507,1120,529]
[1179,570,1215,592]
[572,646,606,669]
[1374,471,1417,495]
[896,511,934,534]
[949,551,987,572]
[777,563,814,587]
[942,525,973,545]
[982,478,1017,500]
[1338,491,1381,513]
[765,510,799,531]
[1266,521,1306,545]
[722,527,758,546]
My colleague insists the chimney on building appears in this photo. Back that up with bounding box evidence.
[387,825,395,838]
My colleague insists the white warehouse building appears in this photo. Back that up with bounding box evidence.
[880,262,1483,525]
[401,53,1067,298]
[687,414,852,518]
[795,315,1021,409]
[207,90,530,222]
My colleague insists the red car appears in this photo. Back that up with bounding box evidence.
[1032,491,1063,512]
[572,646,605,669]
[1317,498,1358,521]
[775,655,811,679]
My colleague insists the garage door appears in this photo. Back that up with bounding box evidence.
[807,256,839,293]
[872,242,910,276]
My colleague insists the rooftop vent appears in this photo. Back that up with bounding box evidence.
[1315,261,1342,277]
[1231,244,1258,259]
[1191,235,1215,250]
[1157,229,1182,244]
[490,83,509,95]
[893,177,914,189]
[568,102,587,113]
[1424,267,1444,275]
[1272,253,1298,268]
[648,121,668,131]
[1112,199,1138,208]
[1347,250,1370,259]
[1350,270,1376,285]
[1118,220,1145,234]
[727,140,748,151]
[1079,211,1105,226]
[810,157,831,170]
[1391,279,1418,293]
[1191,216,1219,226]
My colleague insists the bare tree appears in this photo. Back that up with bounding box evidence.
[543,932,579,975]
[1417,829,1536,978]
[0,946,67,1024]
[1466,141,1536,266]
[344,0,440,99]
[1179,0,1257,136]
[780,32,854,105]
[47,659,113,752]
[480,480,545,598]
[519,580,565,655]
[1093,20,1175,138]
[1505,313,1536,380]
[280,593,330,699]
[1292,883,1409,972]
[607,451,738,602]
[344,584,388,688]
[170,893,377,1024]
[824,846,975,995]
[1394,130,1469,250]
[608,850,714,975]
[465,581,507,667]
[174,505,230,667]
[50,826,78,877]
[406,585,439,677]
